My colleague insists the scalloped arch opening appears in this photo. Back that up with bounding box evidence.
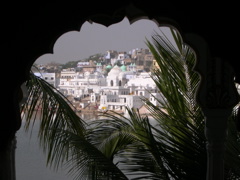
[35,17,179,65]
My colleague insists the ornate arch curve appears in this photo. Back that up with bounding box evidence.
[2,2,240,180]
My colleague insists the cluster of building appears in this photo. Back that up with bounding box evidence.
[34,48,163,115]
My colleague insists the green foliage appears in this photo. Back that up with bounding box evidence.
[113,60,122,67]
[88,53,104,62]
[61,61,79,69]
[60,53,104,69]
[88,27,240,179]
[21,27,240,179]
[21,71,127,180]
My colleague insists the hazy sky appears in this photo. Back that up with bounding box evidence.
[35,17,172,64]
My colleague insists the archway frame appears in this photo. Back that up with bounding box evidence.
[2,2,240,180]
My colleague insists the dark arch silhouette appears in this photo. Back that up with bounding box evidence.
[2,1,240,180]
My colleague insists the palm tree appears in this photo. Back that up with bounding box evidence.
[20,70,128,180]
[87,28,207,179]
[86,28,240,179]
[20,27,240,179]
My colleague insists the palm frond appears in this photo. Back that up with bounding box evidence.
[88,108,172,179]
[20,25,240,180]
[20,70,128,180]
[144,27,240,179]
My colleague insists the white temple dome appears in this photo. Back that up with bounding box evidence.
[108,65,121,77]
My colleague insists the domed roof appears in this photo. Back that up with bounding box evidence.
[105,64,112,69]
[108,65,121,77]
[120,64,127,72]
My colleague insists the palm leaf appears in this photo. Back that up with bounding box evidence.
[88,107,172,179]
[144,27,240,179]
[20,70,128,180]
[91,26,240,180]
[144,28,210,179]
[20,25,240,180]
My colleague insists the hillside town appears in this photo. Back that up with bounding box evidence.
[33,48,163,116]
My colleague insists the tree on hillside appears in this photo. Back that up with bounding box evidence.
[61,60,79,69]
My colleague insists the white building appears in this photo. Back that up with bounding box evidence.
[98,65,161,114]
[110,51,130,65]
[34,72,59,88]
[58,65,162,114]
[58,68,106,99]
[98,65,134,112]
